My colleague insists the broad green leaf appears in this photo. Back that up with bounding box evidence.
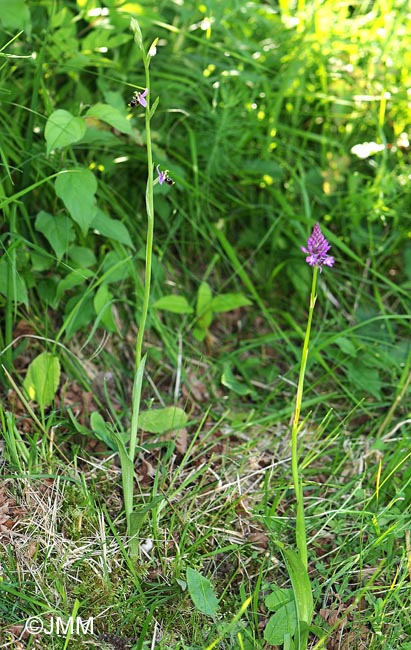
[153,295,193,314]
[23,352,60,407]
[90,412,119,451]
[0,256,28,305]
[102,250,132,283]
[93,284,117,333]
[192,326,207,342]
[196,281,213,337]
[221,364,254,396]
[45,110,86,154]
[264,600,297,645]
[0,0,30,32]
[196,281,213,317]
[186,567,219,617]
[138,407,187,434]
[210,293,252,313]
[265,586,293,612]
[91,209,134,248]
[55,268,94,304]
[68,246,96,268]
[335,336,357,357]
[64,294,95,338]
[346,361,382,400]
[35,211,75,261]
[55,169,97,235]
[86,103,134,136]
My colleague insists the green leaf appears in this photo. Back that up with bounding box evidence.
[23,352,60,407]
[130,16,143,50]
[55,169,97,235]
[221,364,254,396]
[35,211,76,261]
[68,246,96,268]
[55,268,94,304]
[264,600,297,645]
[90,412,119,451]
[346,361,382,400]
[153,295,194,314]
[91,209,134,248]
[335,336,357,357]
[192,326,207,342]
[196,281,213,317]
[196,281,213,337]
[210,293,252,313]
[86,103,134,136]
[0,256,28,305]
[138,407,188,434]
[282,548,314,625]
[186,567,219,617]
[265,586,293,612]
[149,96,160,119]
[0,0,30,32]
[45,110,86,154]
[93,284,117,333]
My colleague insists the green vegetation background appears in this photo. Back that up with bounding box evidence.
[1,1,411,649]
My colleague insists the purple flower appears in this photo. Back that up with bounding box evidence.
[156,164,166,185]
[156,165,175,186]
[301,223,335,271]
[130,88,148,108]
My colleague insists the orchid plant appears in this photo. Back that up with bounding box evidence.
[110,19,175,553]
[265,223,335,649]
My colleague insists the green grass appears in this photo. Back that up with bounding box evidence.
[1,0,411,648]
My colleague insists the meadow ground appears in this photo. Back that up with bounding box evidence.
[1,1,411,649]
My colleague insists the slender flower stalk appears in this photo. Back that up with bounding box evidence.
[124,22,174,540]
[292,223,334,569]
[134,68,154,376]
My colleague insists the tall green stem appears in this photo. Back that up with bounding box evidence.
[129,43,155,467]
[135,57,154,373]
[291,266,318,569]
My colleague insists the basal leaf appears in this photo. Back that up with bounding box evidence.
[0,0,31,31]
[0,256,28,305]
[45,109,86,154]
[196,281,213,334]
[35,211,75,261]
[91,209,134,248]
[210,293,252,313]
[346,361,382,400]
[153,295,194,314]
[55,268,94,304]
[196,281,213,316]
[264,600,297,645]
[90,412,118,451]
[93,284,117,333]
[221,364,254,396]
[86,103,134,136]
[23,352,60,407]
[138,407,187,434]
[282,548,314,625]
[186,567,219,617]
[55,169,97,235]
[265,586,293,612]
